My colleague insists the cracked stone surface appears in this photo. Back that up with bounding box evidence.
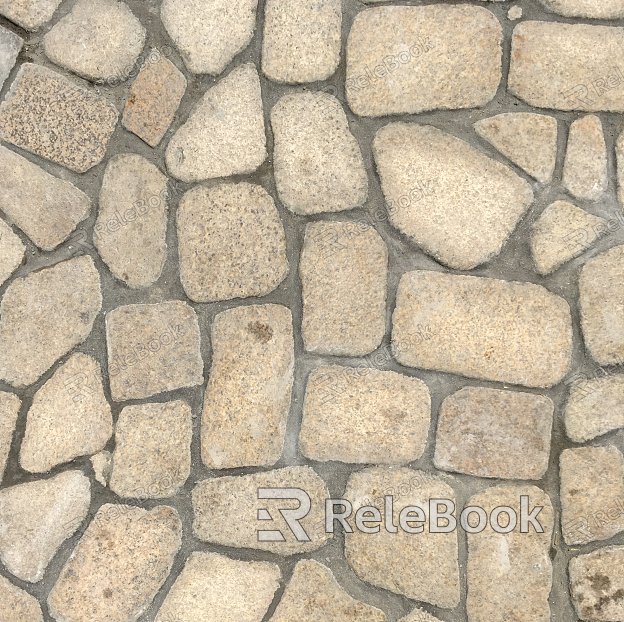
[0,0,62,30]
[0,391,19,483]
[0,575,43,622]
[0,26,22,91]
[0,218,24,287]
[538,0,624,18]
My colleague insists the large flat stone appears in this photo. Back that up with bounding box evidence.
[0,0,62,30]
[0,218,24,287]
[0,575,43,622]
[538,0,624,18]
[0,26,22,91]
[0,391,19,483]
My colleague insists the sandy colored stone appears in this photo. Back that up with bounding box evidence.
[508,6,523,19]
[538,0,624,18]
[373,123,533,270]
[202,305,293,469]
[300,221,387,356]
[0,26,22,91]
[399,610,442,622]
[300,366,431,464]
[392,270,572,388]
[0,576,43,622]
[177,183,288,302]
[48,504,182,622]
[0,471,90,583]
[271,92,367,215]
[618,131,624,208]
[0,219,24,287]
[0,0,62,30]
[0,391,20,483]
[91,451,112,487]
[346,5,502,117]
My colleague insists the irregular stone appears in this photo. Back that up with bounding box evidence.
[0,256,102,388]
[0,575,43,622]
[0,26,22,91]
[271,92,368,215]
[166,63,266,182]
[0,219,24,287]
[155,552,280,622]
[300,221,387,356]
[345,467,460,608]
[192,466,331,554]
[177,183,288,302]
[0,64,118,173]
[399,609,442,622]
[271,559,386,622]
[346,5,502,117]
[91,451,112,487]
[508,6,523,19]
[300,366,431,464]
[392,270,572,388]
[538,0,624,18]
[373,123,533,270]
[0,391,20,483]
[161,0,258,75]
[474,113,557,183]
[0,471,90,583]
[0,0,62,30]
[48,505,182,622]
[262,0,341,83]
[619,131,624,208]
[106,300,203,401]
[202,305,293,469]
[94,154,168,289]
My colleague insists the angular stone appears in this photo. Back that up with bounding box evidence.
[0,256,102,388]
[538,0,624,18]
[0,0,62,30]
[346,5,502,117]
[474,113,557,183]
[166,63,266,182]
[271,92,368,215]
[373,123,533,270]
[192,466,331,554]
[399,610,442,622]
[94,154,168,289]
[619,132,624,208]
[300,366,431,464]
[345,467,460,608]
[300,221,387,356]
[0,26,22,91]
[0,471,90,583]
[0,64,118,173]
[177,183,288,302]
[392,271,572,388]
[0,391,20,483]
[106,301,203,401]
[48,505,182,622]
[0,218,24,287]
[155,552,280,622]
[202,305,293,469]
[91,451,112,487]
[0,575,43,622]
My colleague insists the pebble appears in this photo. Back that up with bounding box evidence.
[539,0,624,18]
[0,0,62,30]
[90,451,112,487]
[0,575,43,622]
[0,219,24,287]
[508,6,523,19]
[0,391,19,483]
[0,25,22,91]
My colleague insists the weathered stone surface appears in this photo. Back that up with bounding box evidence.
[0,575,43,622]
[0,218,24,287]
[0,0,62,30]
[271,92,367,215]
[192,466,331,554]
[91,451,112,487]
[392,271,572,388]
[373,123,533,270]
[618,131,624,208]
[0,256,102,389]
[538,0,624,18]
[0,391,20,483]
[106,301,203,401]
[345,467,460,608]
[202,305,293,469]
[346,5,502,117]
[94,154,168,289]
[300,366,431,464]
[177,183,288,302]
[0,64,118,173]
[300,221,387,356]
[166,63,266,182]
[399,609,442,622]
[48,505,182,622]
[0,26,22,91]
[0,471,90,583]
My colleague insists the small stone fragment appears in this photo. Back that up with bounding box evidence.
[0,0,62,30]
[177,183,288,302]
[202,305,293,469]
[508,6,523,19]
[91,451,112,487]
[0,471,90,583]
[399,609,442,622]
[0,26,22,91]
[0,219,24,287]
[538,0,624,18]
[0,391,20,483]
[0,576,43,622]
[618,132,624,208]
[271,92,367,215]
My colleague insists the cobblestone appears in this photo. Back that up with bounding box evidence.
[0,218,24,287]
[0,26,22,91]
[0,0,62,30]
[0,575,43,622]
[0,392,19,483]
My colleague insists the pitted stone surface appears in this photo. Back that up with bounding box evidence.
[0,576,43,622]
[538,0,624,18]
[0,392,20,483]
[0,0,62,30]
[0,219,24,287]
[0,26,22,91]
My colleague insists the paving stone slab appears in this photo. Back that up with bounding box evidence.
[399,610,442,622]
[0,391,20,483]
[0,26,22,91]
[538,0,624,18]
[0,218,24,287]
[0,0,62,30]
[618,131,624,208]
[0,575,43,622]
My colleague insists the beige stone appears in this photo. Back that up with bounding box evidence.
[0,26,22,91]
[508,6,523,19]
[538,0,624,18]
[0,0,62,30]
[0,391,19,483]
[0,219,24,287]
[91,451,112,487]
[399,609,442,622]
[0,575,43,622]
[618,131,624,209]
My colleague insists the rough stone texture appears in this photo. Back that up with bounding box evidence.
[538,0,624,18]
[0,26,22,91]
[434,388,553,480]
[48,505,182,622]
[0,64,118,173]
[161,0,258,75]
[271,559,386,622]
[300,366,431,464]
[392,270,573,388]
[110,400,192,498]
[43,0,146,83]
[192,466,331,554]
[300,221,387,356]
[346,5,502,117]
[155,552,280,622]
[345,467,460,608]
[0,471,90,583]
[91,451,112,487]
[106,301,203,401]
[202,304,293,469]
[94,154,168,289]
[0,256,102,389]
[474,113,558,183]
[271,92,367,215]
[165,63,266,182]
[0,218,24,287]
[20,353,113,473]
[373,123,533,270]
[177,183,288,302]
[508,6,523,19]
[262,0,341,83]
[0,391,20,483]
[618,132,624,208]
[0,0,62,30]
[467,485,554,622]
[399,610,442,622]
[0,576,43,622]
[0,146,91,251]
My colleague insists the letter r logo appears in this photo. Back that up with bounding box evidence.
[257,488,312,542]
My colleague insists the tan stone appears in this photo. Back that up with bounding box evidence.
[0,0,62,30]
[538,0,624,18]
[0,391,19,483]
[0,26,22,91]
[399,609,442,622]
[0,219,24,287]
[618,131,624,208]
[91,451,112,487]
[0,575,43,622]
